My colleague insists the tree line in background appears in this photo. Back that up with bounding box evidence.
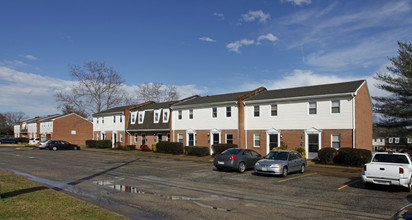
[0,112,28,136]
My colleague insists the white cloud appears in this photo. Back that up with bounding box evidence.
[199,36,216,42]
[240,10,271,24]
[257,33,278,45]
[213,12,224,20]
[0,60,27,68]
[0,66,74,117]
[227,33,277,53]
[19,54,38,60]
[226,39,255,53]
[284,0,311,6]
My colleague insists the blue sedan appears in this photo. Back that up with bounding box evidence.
[254,150,306,177]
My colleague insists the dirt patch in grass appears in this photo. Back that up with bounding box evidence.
[0,169,128,219]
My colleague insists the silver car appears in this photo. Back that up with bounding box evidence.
[37,140,52,149]
[254,150,306,177]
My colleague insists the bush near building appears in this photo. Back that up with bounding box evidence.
[184,146,209,156]
[318,147,372,167]
[212,144,237,154]
[85,140,112,148]
[156,141,183,154]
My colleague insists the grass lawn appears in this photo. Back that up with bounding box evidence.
[0,169,128,220]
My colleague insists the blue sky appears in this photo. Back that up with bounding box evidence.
[0,0,411,117]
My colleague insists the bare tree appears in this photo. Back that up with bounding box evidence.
[55,61,127,117]
[136,83,179,102]
[3,111,28,127]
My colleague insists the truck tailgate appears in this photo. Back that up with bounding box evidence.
[367,163,403,179]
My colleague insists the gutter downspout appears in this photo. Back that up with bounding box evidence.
[352,93,356,149]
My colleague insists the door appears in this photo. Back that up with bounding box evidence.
[188,133,194,146]
[269,134,278,150]
[157,134,162,142]
[308,134,320,159]
[212,133,219,145]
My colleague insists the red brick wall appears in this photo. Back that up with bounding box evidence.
[52,114,93,146]
[355,83,373,150]
[321,129,353,149]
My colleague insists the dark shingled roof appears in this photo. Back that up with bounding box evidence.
[245,80,365,101]
[93,104,138,117]
[130,101,176,111]
[127,109,170,131]
[172,91,251,107]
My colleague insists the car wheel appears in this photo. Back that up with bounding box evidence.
[364,182,373,189]
[52,146,57,151]
[238,162,246,173]
[281,166,288,177]
[300,164,305,173]
[216,167,224,171]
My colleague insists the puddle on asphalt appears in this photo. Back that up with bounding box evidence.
[93,180,232,212]
[1,167,162,220]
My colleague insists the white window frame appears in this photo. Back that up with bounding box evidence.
[113,115,116,123]
[212,107,217,118]
[71,130,76,135]
[102,117,104,123]
[186,131,195,146]
[309,101,317,115]
[331,133,341,149]
[388,138,393,143]
[131,112,137,124]
[331,100,340,114]
[395,138,400,143]
[254,105,260,117]
[226,133,233,144]
[189,109,194,119]
[154,110,161,123]
[226,106,231,118]
[271,104,278,116]
[138,112,145,124]
[253,133,261,148]
[163,109,170,123]
[408,138,412,144]
[178,133,184,143]
[178,110,182,120]
[120,115,122,123]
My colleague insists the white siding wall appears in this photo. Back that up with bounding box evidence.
[173,105,238,130]
[14,125,20,137]
[93,114,125,132]
[40,121,53,134]
[28,123,37,137]
[245,97,353,130]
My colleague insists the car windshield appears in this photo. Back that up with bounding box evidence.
[373,154,410,164]
[221,149,241,155]
[264,151,289,160]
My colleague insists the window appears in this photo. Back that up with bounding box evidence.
[71,130,76,135]
[331,134,341,149]
[309,102,317,115]
[395,138,400,143]
[113,116,116,123]
[163,110,169,122]
[139,112,144,124]
[120,133,123,142]
[254,134,260,147]
[212,107,217,118]
[226,106,231,117]
[271,104,278,116]
[102,117,104,123]
[389,138,393,143]
[134,134,138,143]
[154,112,159,123]
[331,100,340,113]
[178,133,183,143]
[141,134,146,145]
[131,112,136,124]
[120,116,122,123]
[178,110,182,120]
[167,133,170,142]
[254,105,260,117]
[226,133,233,144]
[408,138,412,144]
[96,118,99,124]
[189,109,193,119]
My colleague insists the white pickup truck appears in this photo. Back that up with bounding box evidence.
[362,152,412,192]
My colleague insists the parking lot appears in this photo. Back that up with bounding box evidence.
[0,146,410,219]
